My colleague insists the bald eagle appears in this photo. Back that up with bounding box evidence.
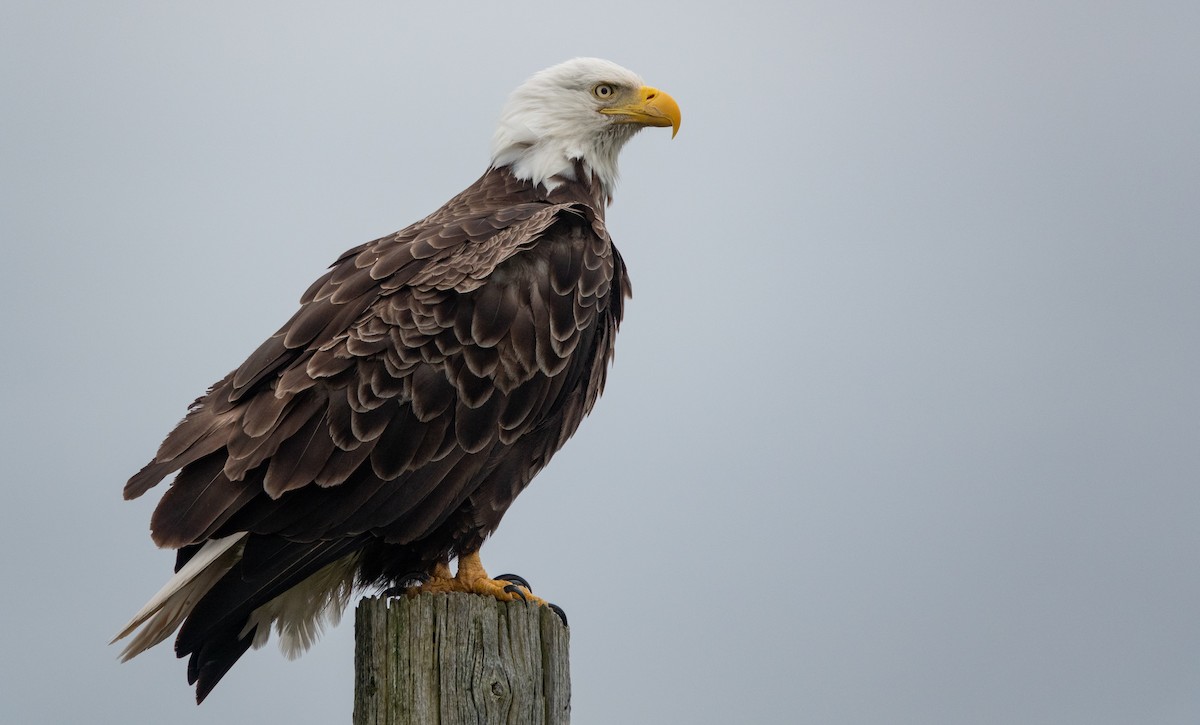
[112,58,680,702]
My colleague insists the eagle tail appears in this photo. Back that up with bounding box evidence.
[173,536,368,703]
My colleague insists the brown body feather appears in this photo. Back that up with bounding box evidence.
[122,165,628,701]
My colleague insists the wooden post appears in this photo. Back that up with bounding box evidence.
[353,593,570,725]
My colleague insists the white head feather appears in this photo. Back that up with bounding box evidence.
[491,58,651,199]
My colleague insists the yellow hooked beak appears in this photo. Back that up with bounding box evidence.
[600,86,681,138]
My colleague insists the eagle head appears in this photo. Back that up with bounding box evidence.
[490,58,681,199]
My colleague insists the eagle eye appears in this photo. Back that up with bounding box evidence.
[592,83,616,100]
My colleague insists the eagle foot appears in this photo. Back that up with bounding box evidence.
[406,551,547,606]
[494,574,567,625]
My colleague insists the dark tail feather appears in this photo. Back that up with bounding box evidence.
[190,623,255,704]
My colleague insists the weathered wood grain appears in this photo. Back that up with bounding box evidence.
[353,593,570,724]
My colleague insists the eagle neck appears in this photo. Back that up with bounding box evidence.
[468,165,608,216]
[491,128,637,207]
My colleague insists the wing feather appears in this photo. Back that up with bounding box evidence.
[369,406,424,480]
[150,453,256,548]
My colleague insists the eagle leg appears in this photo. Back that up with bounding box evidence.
[407,550,547,606]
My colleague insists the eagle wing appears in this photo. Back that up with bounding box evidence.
[125,195,625,551]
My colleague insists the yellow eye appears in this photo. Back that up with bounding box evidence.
[592,83,616,99]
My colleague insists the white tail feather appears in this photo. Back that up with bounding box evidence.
[111,533,248,661]
[240,554,360,659]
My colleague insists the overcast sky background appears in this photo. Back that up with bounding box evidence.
[2,2,1198,723]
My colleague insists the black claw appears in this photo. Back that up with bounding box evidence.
[548,603,568,627]
[502,584,529,602]
[495,573,532,592]
[382,571,431,597]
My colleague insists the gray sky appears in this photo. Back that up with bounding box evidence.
[2,1,1198,723]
